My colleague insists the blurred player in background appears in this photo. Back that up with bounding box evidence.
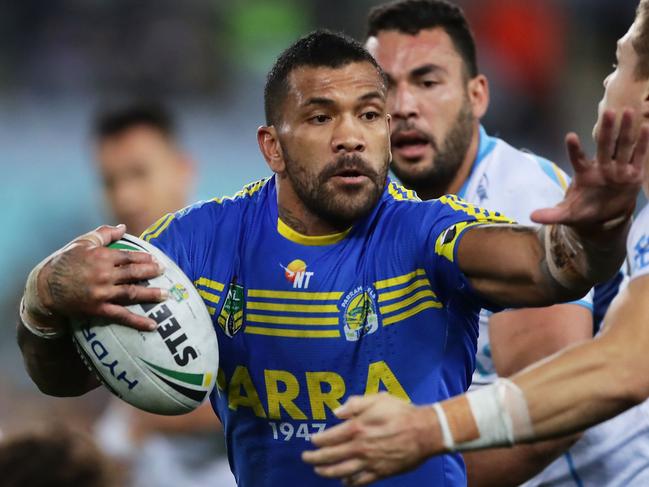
[91,103,235,487]
[303,2,649,484]
[0,427,116,487]
[17,31,642,487]
[366,1,593,484]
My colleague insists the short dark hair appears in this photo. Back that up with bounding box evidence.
[634,0,649,79]
[0,428,116,487]
[264,30,387,126]
[367,0,478,78]
[94,102,176,140]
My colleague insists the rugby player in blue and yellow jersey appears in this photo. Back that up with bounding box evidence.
[17,31,644,487]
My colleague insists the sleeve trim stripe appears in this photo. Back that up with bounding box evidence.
[568,299,594,312]
[142,213,175,242]
[140,213,172,241]
[535,156,568,191]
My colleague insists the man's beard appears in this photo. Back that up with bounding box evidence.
[391,100,474,198]
[282,151,389,228]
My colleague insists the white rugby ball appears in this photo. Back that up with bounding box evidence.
[72,234,218,415]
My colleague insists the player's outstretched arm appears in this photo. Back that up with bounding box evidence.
[302,276,649,486]
[462,304,590,487]
[458,110,648,308]
[18,225,167,397]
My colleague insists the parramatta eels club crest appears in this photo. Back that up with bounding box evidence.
[339,286,379,341]
[218,282,244,338]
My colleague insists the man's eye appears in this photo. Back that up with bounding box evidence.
[361,111,380,121]
[421,80,438,88]
[310,115,330,124]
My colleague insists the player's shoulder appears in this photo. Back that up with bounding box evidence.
[381,180,452,218]
[382,181,510,225]
[490,137,569,190]
[383,180,421,204]
[473,133,569,224]
[140,177,272,242]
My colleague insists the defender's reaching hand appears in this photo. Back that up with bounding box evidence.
[531,109,648,236]
[303,393,440,486]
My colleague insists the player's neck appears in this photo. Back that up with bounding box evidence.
[416,126,480,201]
[276,178,351,236]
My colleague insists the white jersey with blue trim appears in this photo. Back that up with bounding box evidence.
[628,204,649,281]
[462,127,593,389]
[520,207,649,486]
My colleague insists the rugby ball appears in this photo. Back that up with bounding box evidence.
[72,234,218,415]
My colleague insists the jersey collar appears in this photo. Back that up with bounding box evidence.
[277,217,352,246]
[268,176,353,246]
[457,125,497,199]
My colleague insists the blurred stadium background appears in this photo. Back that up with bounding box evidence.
[0,0,640,459]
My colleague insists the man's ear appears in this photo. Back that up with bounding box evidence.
[257,125,285,174]
[467,74,490,120]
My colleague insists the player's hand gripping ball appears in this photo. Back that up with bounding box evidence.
[72,235,219,415]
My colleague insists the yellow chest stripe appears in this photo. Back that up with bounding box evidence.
[247,301,339,313]
[194,277,225,292]
[383,300,442,326]
[246,314,339,326]
[244,327,341,338]
[247,289,343,301]
[374,269,426,290]
[379,289,438,314]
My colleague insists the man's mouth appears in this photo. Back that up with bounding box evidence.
[330,168,369,185]
[391,131,431,160]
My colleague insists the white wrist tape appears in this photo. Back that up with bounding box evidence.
[23,253,56,318]
[433,378,534,452]
[19,297,65,339]
[21,252,65,339]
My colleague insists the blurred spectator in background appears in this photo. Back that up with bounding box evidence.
[90,103,235,487]
[94,103,193,238]
[0,426,116,487]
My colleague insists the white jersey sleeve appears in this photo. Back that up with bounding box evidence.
[627,204,649,281]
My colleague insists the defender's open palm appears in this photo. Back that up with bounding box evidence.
[532,110,649,233]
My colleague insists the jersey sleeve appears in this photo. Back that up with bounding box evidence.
[627,205,649,281]
[139,198,240,309]
[419,194,514,311]
[140,211,193,279]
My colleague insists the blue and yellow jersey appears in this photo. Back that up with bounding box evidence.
[143,177,511,486]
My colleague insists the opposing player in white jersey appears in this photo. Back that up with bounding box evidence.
[365,1,599,484]
[304,2,649,485]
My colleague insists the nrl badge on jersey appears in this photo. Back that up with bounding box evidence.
[218,282,244,338]
[340,287,379,341]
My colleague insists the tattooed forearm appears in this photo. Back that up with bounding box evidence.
[45,253,91,308]
[542,221,628,299]
[543,225,588,290]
